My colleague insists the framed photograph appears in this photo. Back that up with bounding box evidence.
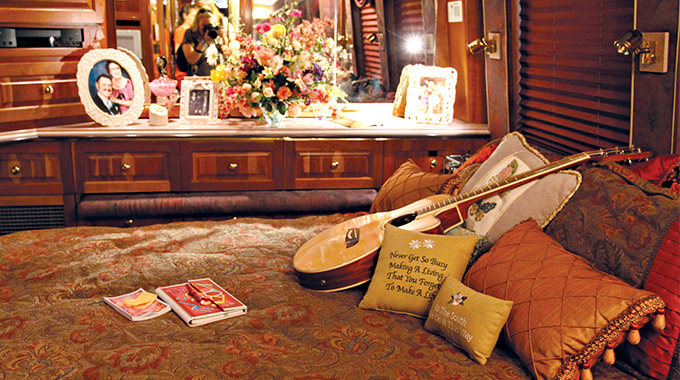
[392,64,421,117]
[118,47,151,104]
[76,48,146,127]
[180,77,218,123]
[404,66,458,124]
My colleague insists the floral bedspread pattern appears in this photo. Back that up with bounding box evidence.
[0,215,634,379]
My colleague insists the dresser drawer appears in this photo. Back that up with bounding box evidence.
[286,139,383,189]
[73,140,181,194]
[181,139,284,191]
[0,140,65,195]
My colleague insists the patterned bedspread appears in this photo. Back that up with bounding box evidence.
[0,214,634,379]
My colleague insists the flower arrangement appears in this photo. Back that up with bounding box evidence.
[209,5,347,120]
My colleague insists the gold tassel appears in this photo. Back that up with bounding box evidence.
[628,328,641,345]
[581,367,593,380]
[653,311,666,332]
[604,347,616,365]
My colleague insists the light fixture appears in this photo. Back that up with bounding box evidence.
[467,33,500,60]
[405,36,423,54]
[614,29,669,73]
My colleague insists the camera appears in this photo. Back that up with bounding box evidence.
[203,24,218,40]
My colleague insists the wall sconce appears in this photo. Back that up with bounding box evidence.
[467,33,500,60]
[365,33,378,44]
[614,29,669,73]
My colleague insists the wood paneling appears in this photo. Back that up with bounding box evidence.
[181,139,284,191]
[434,0,486,124]
[285,139,383,189]
[0,140,63,195]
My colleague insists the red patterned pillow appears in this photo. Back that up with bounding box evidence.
[465,219,666,380]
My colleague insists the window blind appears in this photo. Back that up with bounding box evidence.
[517,0,634,155]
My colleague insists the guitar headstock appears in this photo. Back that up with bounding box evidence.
[585,146,652,165]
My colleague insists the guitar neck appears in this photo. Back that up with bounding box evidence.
[415,152,592,216]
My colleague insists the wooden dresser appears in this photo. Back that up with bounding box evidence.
[0,110,489,233]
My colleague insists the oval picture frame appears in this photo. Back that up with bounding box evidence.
[76,48,146,127]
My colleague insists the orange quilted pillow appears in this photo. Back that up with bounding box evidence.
[464,219,666,380]
[370,159,458,213]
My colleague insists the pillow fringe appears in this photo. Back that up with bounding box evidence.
[554,294,666,380]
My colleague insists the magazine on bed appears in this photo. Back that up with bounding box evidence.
[104,288,172,321]
[155,278,247,327]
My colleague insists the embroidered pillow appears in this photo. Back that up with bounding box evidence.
[359,224,477,318]
[425,276,513,365]
[464,219,666,380]
[459,132,580,248]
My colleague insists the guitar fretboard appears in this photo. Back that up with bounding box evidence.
[414,152,592,216]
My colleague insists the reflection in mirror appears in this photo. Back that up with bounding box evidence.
[127,0,436,105]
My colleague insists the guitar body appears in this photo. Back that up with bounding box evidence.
[293,194,461,291]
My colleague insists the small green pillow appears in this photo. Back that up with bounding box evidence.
[425,276,513,365]
[359,224,477,318]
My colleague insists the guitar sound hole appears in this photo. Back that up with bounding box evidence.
[390,213,417,227]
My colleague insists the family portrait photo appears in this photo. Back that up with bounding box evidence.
[88,60,135,116]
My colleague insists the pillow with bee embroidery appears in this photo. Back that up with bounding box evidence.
[359,224,477,318]
[425,276,513,365]
[459,132,581,249]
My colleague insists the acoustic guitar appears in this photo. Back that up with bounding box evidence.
[293,147,650,292]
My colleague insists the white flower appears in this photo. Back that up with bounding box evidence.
[263,87,274,97]
[422,239,435,249]
[409,240,422,249]
[205,44,219,66]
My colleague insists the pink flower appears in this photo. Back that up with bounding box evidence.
[269,55,284,75]
[289,9,302,18]
[254,47,275,66]
[255,23,271,34]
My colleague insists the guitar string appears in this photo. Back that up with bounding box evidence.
[410,148,632,216]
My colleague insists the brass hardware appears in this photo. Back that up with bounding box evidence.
[44,85,54,94]
[614,30,669,73]
[10,166,20,175]
[467,33,501,60]
[330,161,340,169]
[228,163,238,171]
[124,219,134,227]
[430,159,438,168]
[121,163,131,172]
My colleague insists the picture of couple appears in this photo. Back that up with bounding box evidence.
[88,60,135,116]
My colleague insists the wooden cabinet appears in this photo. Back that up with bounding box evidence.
[383,138,486,181]
[0,140,69,196]
[0,0,113,132]
[181,139,284,191]
[73,140,181,194]
[285,139,383,189]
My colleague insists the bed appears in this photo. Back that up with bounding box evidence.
[0,213,642,379]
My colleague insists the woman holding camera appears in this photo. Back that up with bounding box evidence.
[181,7,219,76]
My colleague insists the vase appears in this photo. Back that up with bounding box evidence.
[260,106,286,127]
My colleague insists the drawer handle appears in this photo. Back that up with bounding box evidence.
[10,166,20,175]
[45,85,54,94]
[430,159,438,168]
[124,219,134,227]
[228,163,238,171]
[121,163,131,172]
[330,161,340,170]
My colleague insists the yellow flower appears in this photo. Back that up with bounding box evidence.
[271,24,286,39]
[210,64,226,82]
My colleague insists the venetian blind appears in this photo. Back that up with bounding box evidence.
[517,0,634,154]
[360,5,382,79]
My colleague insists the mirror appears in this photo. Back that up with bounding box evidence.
[114,0,434,104]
